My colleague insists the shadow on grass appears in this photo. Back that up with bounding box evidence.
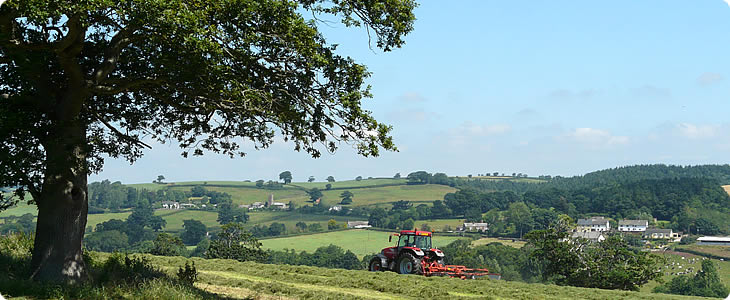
[0,233,235,299]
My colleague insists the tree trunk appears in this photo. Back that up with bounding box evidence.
[30,120,89,283]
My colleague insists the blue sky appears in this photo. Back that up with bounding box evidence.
[91,0,730,184]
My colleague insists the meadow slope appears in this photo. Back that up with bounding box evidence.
[109,253,713,300]
[260,229,466,258]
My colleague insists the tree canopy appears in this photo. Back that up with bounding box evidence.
[0,0,416,282]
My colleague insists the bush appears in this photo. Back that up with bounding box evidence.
[177,261,198,285]
[99,253,165,284]
[0,231,33,278]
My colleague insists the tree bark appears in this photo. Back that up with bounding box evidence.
[30,120,89,283]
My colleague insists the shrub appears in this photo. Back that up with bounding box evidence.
[99,253,165,284]
[177,261,198,285]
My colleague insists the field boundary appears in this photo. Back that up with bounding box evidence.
[673,246,730,260]
[258,228,354,240]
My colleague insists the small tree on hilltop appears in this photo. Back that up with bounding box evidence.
[308,176,315,183]
[279,171,293,184]
[355,176,363,181]
[326,176,335,182]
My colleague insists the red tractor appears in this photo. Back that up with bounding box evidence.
[368,230,496,279]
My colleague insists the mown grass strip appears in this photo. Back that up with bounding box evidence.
[200,270,409,300]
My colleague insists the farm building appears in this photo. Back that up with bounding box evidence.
[697,236,730,246]
[618,219,648,232]
[347,221,371,229]
[266,194,288,209]
[161,201,180,209]
[571,231,606,243]
[576,217,610,232]
[460,222,489,232]
[643,228,681,241]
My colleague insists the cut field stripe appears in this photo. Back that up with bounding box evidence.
[200,270,410,300]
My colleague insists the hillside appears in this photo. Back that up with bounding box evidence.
[91,253,711,300]
[260,229,466,258]
[133,179,456,208]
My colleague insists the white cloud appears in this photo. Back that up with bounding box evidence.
[398,92,427,102]
[459,122,511,136]
[564,128,629,146]
[724,0,730,7]
[676,123,718,139]
[697,72,724,86]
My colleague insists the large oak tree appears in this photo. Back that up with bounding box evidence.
[0,0,415,282]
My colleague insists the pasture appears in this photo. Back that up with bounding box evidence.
[471,237,526,249]
[724,185,730,196]
[260,229,467,258]
[87,252,703,300]
[640,251,730,293]
[243,211,366,232]
[321,184,457,207]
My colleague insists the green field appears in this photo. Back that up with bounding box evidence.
[640,251,730,293]
[471,237,526,249]
[260,229,467,258]
[86,211,132,230]
[413,218,465,231]
[84,252,709,300]
[675,244,730,260]
[321,184,457,207]
[0,202,37,217]
[290,178,408,190]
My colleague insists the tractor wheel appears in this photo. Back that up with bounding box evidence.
[369,257,383,272]
[396,253,423,275]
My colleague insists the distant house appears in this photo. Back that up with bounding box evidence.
[460,222,489,232]
[697,236,730,246]
[571,231,606,243]
[161,201,180,210]
[250,202,265,209]
[329,205,343,212]
[270,202,288,210]
[180,203,197,209]
[347,221,371,229]
[618,219,648,232]
[238,204,251,210]
[643,228,675,240]
[576,217,610,232]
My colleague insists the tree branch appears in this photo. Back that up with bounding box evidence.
[92,25,139,84]
[90,110,152,149]
[89,77,165,95]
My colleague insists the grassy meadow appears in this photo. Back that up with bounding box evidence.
[723,185,730,195]
[675,244,730,260]
[260,229,467,258]
[81,252,712,300]
[640,251,730,293]
[471,237,527,249]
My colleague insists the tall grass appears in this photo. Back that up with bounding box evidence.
[0,233,215,299]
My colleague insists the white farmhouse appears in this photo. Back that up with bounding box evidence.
[618,219,648,232]
[161,201,180,209]
[461,222,489,232]
[576,217,610,232]
[571,231,606,243]
[347,221,371,229]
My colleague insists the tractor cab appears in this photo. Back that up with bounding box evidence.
[392,230,432,250]
[381,230,442,264]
